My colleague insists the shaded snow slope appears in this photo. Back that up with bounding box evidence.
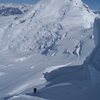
[0,3,34,16]
[88,18,100,85]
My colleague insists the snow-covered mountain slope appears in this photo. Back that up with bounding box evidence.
[0,3,34,40]
[0,0,96,63]
[37,17,100,100]
[0,3,34,51]
[7,17,100,100]
[0,0,99,100]
[0,3,34,16]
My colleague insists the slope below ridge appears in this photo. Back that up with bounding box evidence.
[0,0,95,64]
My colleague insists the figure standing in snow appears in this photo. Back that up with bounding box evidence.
[34,88,37,93]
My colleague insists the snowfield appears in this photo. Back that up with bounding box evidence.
[0,0,100,100]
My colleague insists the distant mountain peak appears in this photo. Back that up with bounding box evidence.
[0,3,34,16]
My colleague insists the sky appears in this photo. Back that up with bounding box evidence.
[83,0,100,10]
[0,0,99,10]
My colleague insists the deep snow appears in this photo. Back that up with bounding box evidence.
[0,0,99,100]
[22,17,100,100]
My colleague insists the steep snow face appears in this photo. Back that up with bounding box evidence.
[0,0,95,63]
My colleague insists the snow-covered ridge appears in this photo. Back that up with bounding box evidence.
[93,11,100,17]
[0,3,34,16]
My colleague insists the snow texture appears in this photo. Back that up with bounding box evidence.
[0,0,100,100]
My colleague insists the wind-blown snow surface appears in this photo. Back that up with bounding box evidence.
[0,0,99,100]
